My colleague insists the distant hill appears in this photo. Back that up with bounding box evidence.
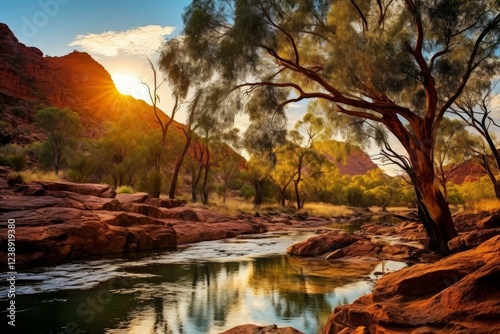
[314,140,379,176]
[447,161,488,184]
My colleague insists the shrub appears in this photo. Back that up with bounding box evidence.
[239,184,255,200]
[20,170,64,182]
[0,144,26,171]
[6,155,26,172]
[140,169,162,198]
[66,155,98,183]
[116,185,135,194]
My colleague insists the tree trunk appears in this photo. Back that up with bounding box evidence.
[169,133,192,199]
[294,180,302,209]
[410,147,458,255]
[201,165,210,205]
[191,165,203,203]
[253,179,264,205]
[278,187,287,206]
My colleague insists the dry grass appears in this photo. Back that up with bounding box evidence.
[298,202,354,217]
[20,170,65,183]
[187,196,258,216]
[192,196,357,218]
[473,199,500,212]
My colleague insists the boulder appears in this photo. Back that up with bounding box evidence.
[287,231,362,256]
[35,181,116,198]
[323,235,500,334]
[145,197,186,208]
[123,202,164,218]
[14,183,45,196]
[161,207,201,221]
[476,212,500,229]
[0,195,68,212]
[341,240,381,258]
[56,191,122,211]
[115,193,149,205]
[448,227,500,253]
[379,244,422,261]
[125,224,176,251]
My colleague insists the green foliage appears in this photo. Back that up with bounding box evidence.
[29,141,56,171]
[239,184,255,200]
[140,169,163,198]
[66,154,98,183]
[0,144,26,171]
[346,186,366,207]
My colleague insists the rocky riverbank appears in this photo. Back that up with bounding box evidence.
[2,166,499,333]
[0,167,336,267]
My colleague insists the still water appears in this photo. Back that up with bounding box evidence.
[1,231,406,334]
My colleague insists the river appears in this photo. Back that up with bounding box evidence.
[1,230,406,334]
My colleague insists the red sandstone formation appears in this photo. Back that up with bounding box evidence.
[447,161,487,184]
[323,234,500,333]
[336,148,378,176]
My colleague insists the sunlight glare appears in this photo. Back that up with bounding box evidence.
[111,72,149,101]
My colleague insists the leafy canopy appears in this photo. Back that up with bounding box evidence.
[181,0,499,151]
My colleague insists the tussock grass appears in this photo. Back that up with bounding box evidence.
[20,170,64,183]
[116,185,135,194]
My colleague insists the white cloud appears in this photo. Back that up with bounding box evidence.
[69,25,176,57]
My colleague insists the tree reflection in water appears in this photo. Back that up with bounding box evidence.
[9,254,405,334]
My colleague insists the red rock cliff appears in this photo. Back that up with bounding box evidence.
[0,22,174,138]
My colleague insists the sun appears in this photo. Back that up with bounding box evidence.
[111,72,148,100]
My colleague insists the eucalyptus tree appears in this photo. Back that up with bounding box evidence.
[243,87,288,205]
[196,122,239,205]
[180,0,500,254]
[35,107,81,175]
[289,112,332,209]
[159,38,202,199]
[167,91,202,199]
[142,57,180,170]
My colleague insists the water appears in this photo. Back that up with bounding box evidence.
[0,231,406,334]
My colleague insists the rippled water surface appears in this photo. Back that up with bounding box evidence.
[0,231,406,333]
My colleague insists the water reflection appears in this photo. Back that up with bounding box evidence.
[0,233,406,334]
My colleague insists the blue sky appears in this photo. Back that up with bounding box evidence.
[0,0,190,56]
